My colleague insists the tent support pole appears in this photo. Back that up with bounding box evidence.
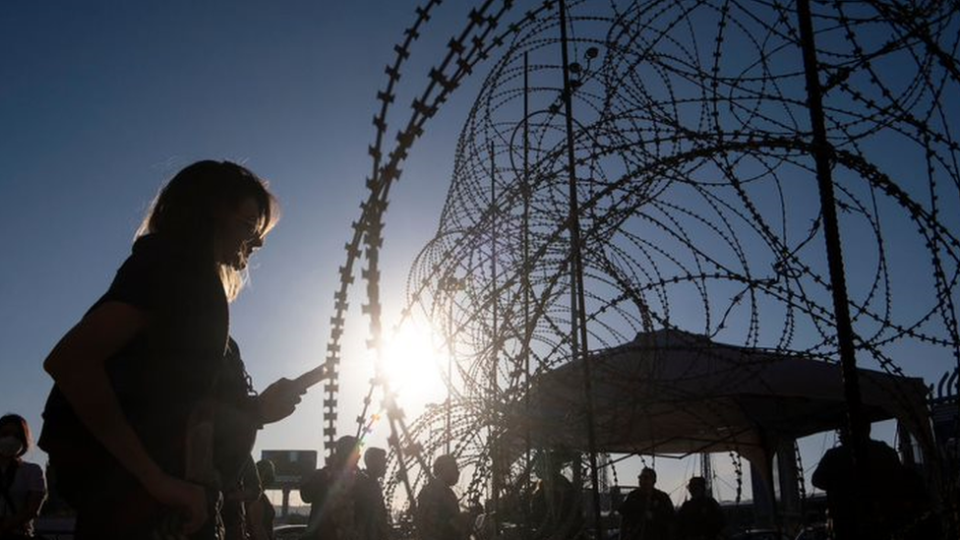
[558,1,604,537]
[796,0,870,534]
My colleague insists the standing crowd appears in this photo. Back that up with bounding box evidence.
[297,436,472,540]
[298,436,390,540]
[617,469,724,540]
[295,448,726,540]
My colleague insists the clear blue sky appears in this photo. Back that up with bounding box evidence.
[0,0,473,468]
[2,1,957,508]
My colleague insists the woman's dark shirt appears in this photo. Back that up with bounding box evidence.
[214,338,261,487]
[39,233,231,476]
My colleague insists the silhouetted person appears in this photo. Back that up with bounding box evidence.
[676,477,722,540]
[416,455,471,540]
[618,467,675,540]
[300,436,361,540]
[811,425,904,540]
[38,161,309,539]
[530,452,583,540]
[246,459,276,540]
[0,414,47,538]
[356,447,390,540]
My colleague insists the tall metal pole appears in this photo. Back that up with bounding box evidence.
[796,0,870,532]
[445,276,455,455]
[701,453,713,497]
[447,295,452,454]
[490,141,501,536]
[558,2,604,537]
[522,50,534,540]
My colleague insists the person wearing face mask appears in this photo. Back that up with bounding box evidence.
[0,414,46,540]
[38,161,317,539]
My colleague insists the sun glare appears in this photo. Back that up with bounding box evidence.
[379,322,450,407]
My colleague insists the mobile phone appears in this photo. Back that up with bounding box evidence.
[292,364,330,393]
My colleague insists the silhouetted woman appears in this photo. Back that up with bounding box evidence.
[0,414,47,539]
[39,161,305,539]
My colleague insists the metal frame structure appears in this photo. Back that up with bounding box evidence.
[317,0,960,536]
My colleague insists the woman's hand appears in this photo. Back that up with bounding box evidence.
[144,472,208,534]
[257,378,305,424]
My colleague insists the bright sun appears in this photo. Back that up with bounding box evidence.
[378,322,450,407]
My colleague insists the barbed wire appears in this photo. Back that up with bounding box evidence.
[322,0,960,524]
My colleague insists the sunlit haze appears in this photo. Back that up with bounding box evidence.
[379,322,450,410]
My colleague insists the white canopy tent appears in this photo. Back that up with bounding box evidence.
[509,328,936,503]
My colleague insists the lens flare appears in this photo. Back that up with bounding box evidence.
[379,322,449,407]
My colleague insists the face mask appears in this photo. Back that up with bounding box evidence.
[0,436,23,458]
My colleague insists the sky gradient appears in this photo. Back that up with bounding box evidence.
[3,1,953,509]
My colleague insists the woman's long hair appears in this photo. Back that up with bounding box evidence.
[137,160,279,301]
